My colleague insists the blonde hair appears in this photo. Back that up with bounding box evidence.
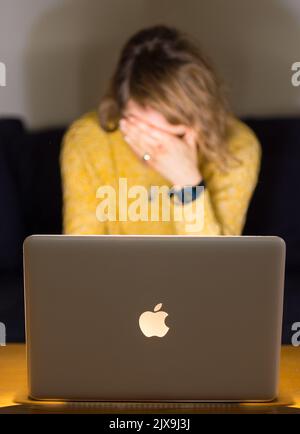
[99,24,235,171]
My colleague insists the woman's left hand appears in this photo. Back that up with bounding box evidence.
[119,116,202,188]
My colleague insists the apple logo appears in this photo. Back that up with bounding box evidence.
[139,303,170,338]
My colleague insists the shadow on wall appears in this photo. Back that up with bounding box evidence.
[24,0,300,128]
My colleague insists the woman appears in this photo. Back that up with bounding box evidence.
[60,24,261,236]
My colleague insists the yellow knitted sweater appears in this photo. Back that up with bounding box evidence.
[60,111,261,235]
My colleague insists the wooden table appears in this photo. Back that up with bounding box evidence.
[1,344,300,414]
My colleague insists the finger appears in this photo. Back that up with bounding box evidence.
[124,117,188,149]
[124,117,165,144]
[127,139,158,165]
[122,122,162,154]
[132,119,164,142]
[121,123,152,153]
[137,121,185,148]
[121,119,144,144]
[126,135,159,161]
[121,118,169,159]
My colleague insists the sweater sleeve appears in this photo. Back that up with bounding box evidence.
[173,119,262,236]
[60,115,107,235]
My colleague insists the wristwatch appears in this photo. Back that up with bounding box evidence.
[169,179,206,204]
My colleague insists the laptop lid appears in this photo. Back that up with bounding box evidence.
[23,235,285,402]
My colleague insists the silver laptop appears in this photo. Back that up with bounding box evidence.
[23,235,285,402]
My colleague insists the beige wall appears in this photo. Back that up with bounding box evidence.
[0,0,300,128]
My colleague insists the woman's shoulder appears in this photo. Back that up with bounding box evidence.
[63,111,106,143]
[201,116,261,181]
[226,116,261,159]
[61,111,111,161]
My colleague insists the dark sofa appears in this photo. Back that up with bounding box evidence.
[0,117,299,344]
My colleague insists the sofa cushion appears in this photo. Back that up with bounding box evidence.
[16,127,65,236]
[243,118,300,273]
[282,270,300,345]
[0,272,25,342]
[0,119,25,272]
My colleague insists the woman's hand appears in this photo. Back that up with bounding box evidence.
[119,116,202,189]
